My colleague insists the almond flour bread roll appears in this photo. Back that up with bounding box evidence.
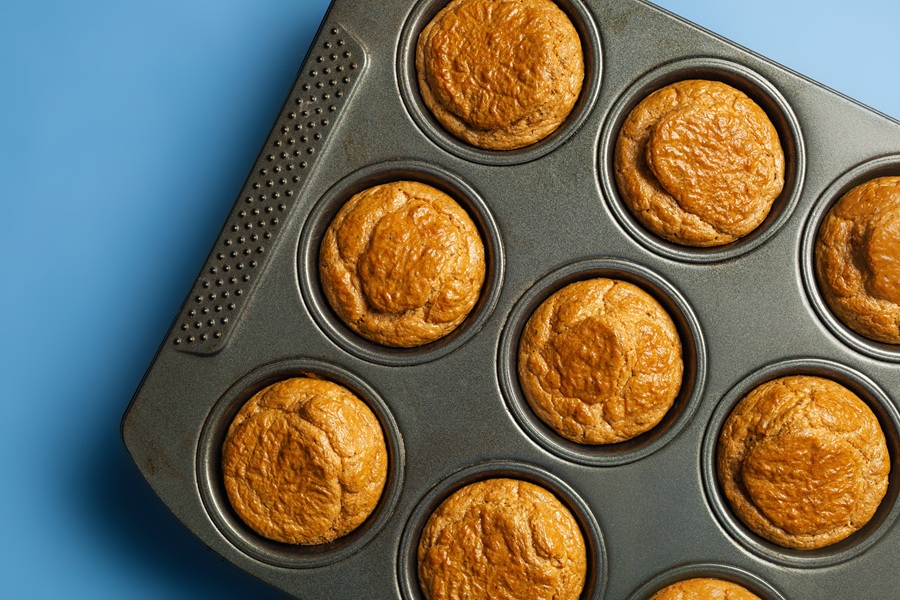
[518,278,683,444]
[717,375,890,550]
[649,577,762,600]
[615,79,784,247]
[417,478,587,600]
[222,377,387,545]
[816,175,900,344]
[320,180,485,347]
[416,0,584,150]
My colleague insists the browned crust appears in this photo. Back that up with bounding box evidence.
[222,377,388,545]
[417,478,586,600]
[815,175,900,344]
[614,79,785,247]
[649,578,762,600]
[319,181,486,347]
[517,278,683,444]
[717,375,890,550]
[416,0,584,150]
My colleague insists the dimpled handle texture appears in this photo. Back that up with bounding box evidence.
[172,23,364,354]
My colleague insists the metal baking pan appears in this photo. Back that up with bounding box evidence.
[121,0,900,598]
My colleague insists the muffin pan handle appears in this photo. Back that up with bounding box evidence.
[170,22,366,355]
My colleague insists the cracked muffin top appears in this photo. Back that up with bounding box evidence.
[319,180,485,347]
[615,79,784,247]
[815,175,900,344]
[518,277,683,444]
[417,478,587,600]
[222,377,388,545]
[717,375,890,550]
[649,577,762,600]
[416,0,584,150]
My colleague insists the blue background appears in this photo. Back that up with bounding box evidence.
[3,1,898,598]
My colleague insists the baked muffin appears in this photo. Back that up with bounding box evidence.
[222,377,388,545]
[717,375,890,550]
[815,175,900,344]
[615,79,785,247]
[417,478,586,600]
[518,278,683,444]
[416,0,584,150]
[649,577,761,600]
[319,181,485,347]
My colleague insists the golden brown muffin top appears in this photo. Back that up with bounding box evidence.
[815,176,900,343]
[615,79,785,247]
[417,478,586,600]
[717,375,890,550]
[649,577,762,600]
[222,377,387,545]
[319,181,485,347]
[518,278,683,444]
[416,0,584,150]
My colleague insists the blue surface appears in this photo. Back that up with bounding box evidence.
[2,1,897,598]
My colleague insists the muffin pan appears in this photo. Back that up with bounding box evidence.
[121,0,900,598]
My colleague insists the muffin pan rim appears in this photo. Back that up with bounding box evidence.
[195,357,406,569]
[700,357,900,569]
[497,257,707,466]
[597,56,806,264]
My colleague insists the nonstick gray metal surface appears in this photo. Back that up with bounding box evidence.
[121,0,900,598]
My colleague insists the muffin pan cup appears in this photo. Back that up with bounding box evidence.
[122,0,900,598]
[625,563,786,600]
[298,160,505,366]
[597,57,806,264]
[800,155,900,363]
[701,358,900,569]
[497,257,706,467]
[397,460,608,600]
[196,359,406,568]
[397,0,603,165]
